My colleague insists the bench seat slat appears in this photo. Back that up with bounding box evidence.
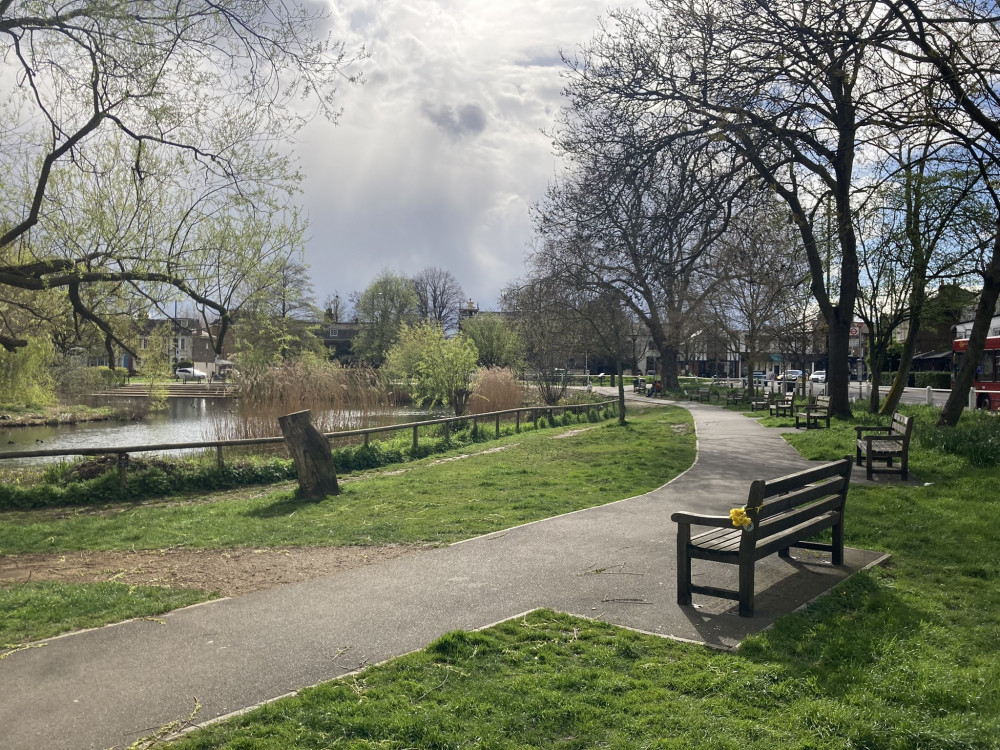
[760,482,846,518]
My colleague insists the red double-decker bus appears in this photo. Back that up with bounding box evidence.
[953,335,1000,410]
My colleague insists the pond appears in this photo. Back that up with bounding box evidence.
[0,398,451,466]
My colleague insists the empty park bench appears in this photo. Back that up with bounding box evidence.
[633,378,645,393]
[768,392,795,418]
[671,456,852,617]
[725,388,746,406]
[795,395,831,429]
[750,390,778,412]
[855,412,914,481]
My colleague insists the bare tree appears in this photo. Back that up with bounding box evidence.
[878,0,1000,424]
[412,268,465,333]
[565,0,904,416]
[534,117,747,389]
[709,201,810,395]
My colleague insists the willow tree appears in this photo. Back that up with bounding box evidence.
[0,1,359,360]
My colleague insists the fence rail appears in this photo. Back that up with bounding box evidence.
[0,401,619,480]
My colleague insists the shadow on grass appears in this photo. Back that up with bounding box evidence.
[737,568,927,696]
[244,491,328,519]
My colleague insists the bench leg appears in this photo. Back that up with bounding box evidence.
[856,445,863,466]
[738,560,755,617]
[676,528,692,606]
[901,452,908,481]
[832,521,844,566]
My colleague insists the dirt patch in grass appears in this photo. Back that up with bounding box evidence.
[0,545,421,598]
[551,427,597,439]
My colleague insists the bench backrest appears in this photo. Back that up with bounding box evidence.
[743,457,852,543]
[814,395,831,411]
[781,392,795,404]
[890,412,914,445]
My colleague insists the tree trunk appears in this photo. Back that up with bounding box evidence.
[826,317,853,418]
[939,227,1000,426]
[881,312,922,416]
[278,410,339,498]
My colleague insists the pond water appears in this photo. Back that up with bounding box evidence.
[0,398,450,467]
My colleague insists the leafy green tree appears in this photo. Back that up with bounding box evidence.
[0,1,358,358]
[0,337,56,408]
[135,324,174,412]
[385,323,479,416]
[351,271,420,367]
[460,313,525,370]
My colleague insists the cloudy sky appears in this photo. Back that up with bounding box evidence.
[294,1,640,314]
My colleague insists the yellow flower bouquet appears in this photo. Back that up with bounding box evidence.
[729,506,753,531]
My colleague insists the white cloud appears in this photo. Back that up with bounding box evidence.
[297,0,642,311]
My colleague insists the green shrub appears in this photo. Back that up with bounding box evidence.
[914,371,951,389]
[918,408,1000,467]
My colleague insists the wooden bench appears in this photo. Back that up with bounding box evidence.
[725,388,745,405]
[855,412,914,481]
[633,378,645,393]
[671,457,852,617]
[768,392,795,418]
[795,395,831,429]
[750,391,777,412]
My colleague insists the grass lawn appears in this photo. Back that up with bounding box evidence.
[161,404,1000,749]
[0,582,212,645]
[0,407,694,644]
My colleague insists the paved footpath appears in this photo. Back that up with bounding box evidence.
[0,399,884,750]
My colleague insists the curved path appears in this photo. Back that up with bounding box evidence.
[0,399,883,750]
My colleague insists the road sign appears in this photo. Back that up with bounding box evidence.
[850,327,859,336]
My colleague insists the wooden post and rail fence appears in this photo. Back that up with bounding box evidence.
[0,400,619,492]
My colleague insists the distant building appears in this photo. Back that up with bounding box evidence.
[458,298,479,323]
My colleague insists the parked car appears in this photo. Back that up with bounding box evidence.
[809,370,827,383]
[779,369,803,382]
[175,367,207,382]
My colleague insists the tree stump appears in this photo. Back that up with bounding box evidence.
[278,410,339,499]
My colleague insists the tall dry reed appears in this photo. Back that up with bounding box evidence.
[212,360,393,441]
[466,367,525,416]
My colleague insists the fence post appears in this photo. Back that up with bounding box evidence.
[364,432,370,447]
[117,452,129,491]
[495,414,500,438]
[216,445,224,471]
[516,411,521,433]
[444,420,450,443]
[969,387,977,410]
[413,425,419,453]
[925,386,933,406]
[533,409,538,429]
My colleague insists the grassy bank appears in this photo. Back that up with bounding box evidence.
[0,406,693,643]
[160,403,1000,750]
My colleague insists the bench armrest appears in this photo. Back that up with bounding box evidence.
[855,424,891,438]
[863,433,904,445]
[670,511,733,528]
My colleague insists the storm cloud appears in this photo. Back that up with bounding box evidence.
[295,0,644,311]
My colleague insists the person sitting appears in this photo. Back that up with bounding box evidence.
[646,380,662,397]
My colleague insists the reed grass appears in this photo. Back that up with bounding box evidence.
[214,360,392,440]
[466,367,524,416]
